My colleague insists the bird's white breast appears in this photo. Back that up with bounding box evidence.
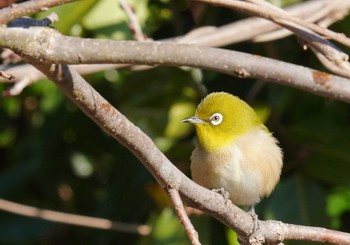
[190,127,283,206]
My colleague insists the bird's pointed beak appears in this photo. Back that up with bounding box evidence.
[181,116,205,124]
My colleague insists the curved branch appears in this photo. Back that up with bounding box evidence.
[193,0,350,78]
[194,0,350,47]
[1,27,350,104]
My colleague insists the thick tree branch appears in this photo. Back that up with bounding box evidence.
[1,27,350,104]
[2,0,350,95]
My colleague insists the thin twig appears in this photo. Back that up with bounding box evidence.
[277,18,350,78]
[0,70,14,80]
[0,198,151,235]
[253,0,346,42]
[2,77,33,96]
[167,188,201,245]
[193,0,350,47]
[192,0,350,77]
[119,0,146,41]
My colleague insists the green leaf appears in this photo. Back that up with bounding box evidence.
[140,208,189,245]
[36,0,98,35]
[327,188,350,229]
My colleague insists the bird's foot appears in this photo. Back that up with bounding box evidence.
[212,187,231,205]
[247,207,265,245]
[247,206,259,233]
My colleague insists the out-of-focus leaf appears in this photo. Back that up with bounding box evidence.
[82,0,149,39]
[0,127,15,147]
[37,0,98,35]
[140,208,189,245]
[145,182,171,208]
[164,101,196,138]
[253,104,271,124]
[267,0,302,7]
[70,152,94,178]
[327,188,350,229]
[226,229,239,245]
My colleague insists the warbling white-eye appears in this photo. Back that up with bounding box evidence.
[182,92,283,209]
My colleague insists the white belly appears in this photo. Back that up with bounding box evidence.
[190,127,282,206]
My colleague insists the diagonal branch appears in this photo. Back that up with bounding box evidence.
[192,0,350,78]
[167,188,201,245]
[20,59,350,244]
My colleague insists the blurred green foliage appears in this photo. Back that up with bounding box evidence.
[1,0,350,244]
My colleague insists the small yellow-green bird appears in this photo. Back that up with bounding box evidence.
[182,92,283,209]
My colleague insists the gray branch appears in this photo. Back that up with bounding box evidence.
[0,27,350,103]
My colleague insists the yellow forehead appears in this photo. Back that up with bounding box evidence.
[193,92,264,152]
[196,92,245,119]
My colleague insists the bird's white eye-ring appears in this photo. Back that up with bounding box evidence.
[209,113,223,125]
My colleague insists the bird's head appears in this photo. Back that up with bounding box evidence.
[182,92,265,152]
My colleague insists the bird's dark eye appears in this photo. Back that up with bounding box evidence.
[209,113,223,125]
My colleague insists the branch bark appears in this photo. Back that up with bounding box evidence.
[2,0,350,95]
[192,0,350,78]
[17,59,350,244]
[0,199,150,235]
[1,1,350,244]
[1,27,350,104]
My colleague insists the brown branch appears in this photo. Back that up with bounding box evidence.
[0,0,77,25]
[2,0,349,94]
[173,0,350,46]
[252,0,348,42]
[119,0,146,41]
[167,188,201,245]
[19,59,350,244]
[0,198,151,235]
[1,27,350,103]
[0,70,14,80]
[193,0,350,47]
[192,0,350,78]
[1,1,350,243]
